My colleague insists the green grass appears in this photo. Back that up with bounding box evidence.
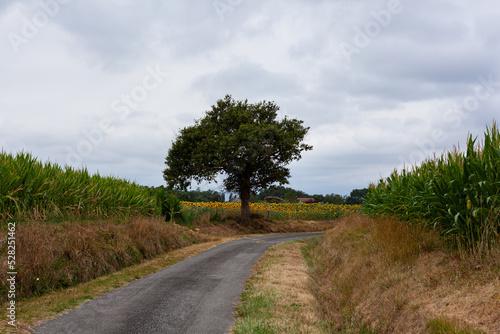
[233,288,280,334]
[427,317,486,334]
[232,319,280,334]
[237,290,276,317]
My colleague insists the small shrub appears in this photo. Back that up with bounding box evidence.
[156,190,182,222]
[180,210,196,228]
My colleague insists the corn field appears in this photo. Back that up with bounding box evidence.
[0,151,158,220]
[364,122,500,245]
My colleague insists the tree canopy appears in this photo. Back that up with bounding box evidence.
[163,94,312,224]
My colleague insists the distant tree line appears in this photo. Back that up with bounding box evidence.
[255,186,369,205]
[152,186,225,203]
[152,185,369,205]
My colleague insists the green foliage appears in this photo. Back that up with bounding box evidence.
[427,317,486,334]
[0,151,157,220]
[179,209,197,228]
[164,94,312,223]
[345,188,369,205]
[176,188,225,202]
[257,185,309,201]
[255,185,367,205]
[364,122,500,246]
[153,188,182,222]
[164,193,182,222]
[317,193,346,204]
[284,191,298,203]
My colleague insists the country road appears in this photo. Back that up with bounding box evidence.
[30,232,324,334]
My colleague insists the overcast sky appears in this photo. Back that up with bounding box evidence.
[1,0,499,196]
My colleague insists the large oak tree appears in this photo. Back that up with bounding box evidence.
[163,95,312,225]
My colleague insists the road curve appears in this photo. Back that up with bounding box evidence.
[31,232,323,334]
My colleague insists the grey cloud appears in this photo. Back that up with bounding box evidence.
[0,1,15,14]
[52,2,170,70]
[52,1,255,68]
[191,62,304,103]
[2,0,500,193]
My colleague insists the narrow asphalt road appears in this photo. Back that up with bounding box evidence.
[31,232,323,334]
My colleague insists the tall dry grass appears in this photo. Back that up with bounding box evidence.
[306,215,440,332]
[0,217,208,300]
[305,214,499,333]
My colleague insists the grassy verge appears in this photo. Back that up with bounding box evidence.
[0,237,238,333]
[303,214,499,333]
[231,240,327,334]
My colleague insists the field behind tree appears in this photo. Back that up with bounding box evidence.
[180,201,361,222]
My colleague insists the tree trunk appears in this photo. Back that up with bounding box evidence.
[239,178,252,226]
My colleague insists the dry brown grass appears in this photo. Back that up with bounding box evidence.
[232,240,326,333]
[0,216,214,301]
[307,214,500,333]
[190,215,337,236]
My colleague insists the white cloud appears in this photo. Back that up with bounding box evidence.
[1,0,499,195]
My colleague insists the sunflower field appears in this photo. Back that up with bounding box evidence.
[181,201,361,221]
